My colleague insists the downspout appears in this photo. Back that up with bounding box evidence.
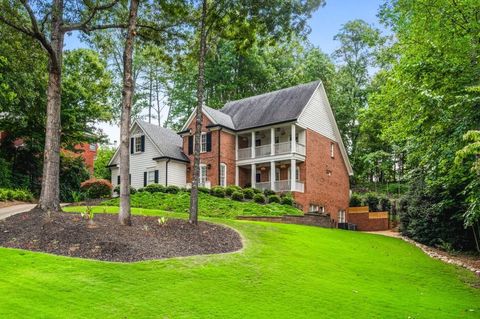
[165,158,170,186]
[217,128,222,185]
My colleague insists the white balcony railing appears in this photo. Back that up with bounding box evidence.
[238,147,251,160]
[255,182,271,191]
[275,142,291,155]
[296,143,306,155]
[274,180,290,191]
[252,180,304,193]
[295,181,305,192]
[255,144,271,158]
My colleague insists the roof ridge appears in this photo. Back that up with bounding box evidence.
[221,80,320,109]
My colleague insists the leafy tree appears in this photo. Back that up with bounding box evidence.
[94,146,116,180]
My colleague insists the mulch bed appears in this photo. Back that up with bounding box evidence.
[0,209,242,262]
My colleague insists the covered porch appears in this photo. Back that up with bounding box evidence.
[236,159,305,193]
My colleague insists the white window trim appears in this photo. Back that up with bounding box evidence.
[220,163,227,187]
[133,135,143,154]
[147,170,156,185]
[200,132,207,153]
[338,210,346,223]
[295,166,300,182]
[330,142,335,158]
[199,164,207,185]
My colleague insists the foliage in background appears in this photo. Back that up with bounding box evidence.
[94,146,116,180]
[80,179,113,199]
[59,153,91,203]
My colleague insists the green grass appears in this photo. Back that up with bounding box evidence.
[101,191,302,218]
[1,207,479,318]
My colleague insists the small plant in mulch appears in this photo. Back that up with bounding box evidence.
[81,206,97,228]
[157,216,168,227]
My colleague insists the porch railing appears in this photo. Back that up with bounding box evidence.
[255,144,271,158]
[238,147,251,160]
[275,142,291,155]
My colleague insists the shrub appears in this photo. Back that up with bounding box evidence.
[225,185,242,196]
[242,188,255,199]
[198,186,211,194]
[363,192,380,212]
[59,153,90,202]
[268,194,281,204]
[81,179,112,199]
[0,188,34,202]
[379,196,392,212]
[264,189,276,197]
[349,193,362,207]
[252,193,266,204]
[143,183,166,193]
[0,158,11,188]
[281,196,294,206]
[211,186,225,198]
[165,185,179,194]
[251,188,262,194]
[231,191,244,201]
[113,185,137,195]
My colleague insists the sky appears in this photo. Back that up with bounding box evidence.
[65,0,385,144]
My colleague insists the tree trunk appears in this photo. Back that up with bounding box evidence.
[118,0,140,226]
[37,0,64,214]
[189,0,208,225]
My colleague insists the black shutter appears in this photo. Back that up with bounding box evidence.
[117,175,120,185]
[188,136,193,155]
[143,172,147,187]
[130,137,134,154]
[154,170,159,183]
[129,174,131,185]
[141,135,145,152]
[206,132,212,152]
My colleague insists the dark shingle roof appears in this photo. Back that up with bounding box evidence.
[220,81,320,130]
[137,120,189,162]
[203,105,235,129]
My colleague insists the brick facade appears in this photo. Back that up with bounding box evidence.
[292,129,350,222]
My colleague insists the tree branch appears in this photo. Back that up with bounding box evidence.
[62,0,120,32]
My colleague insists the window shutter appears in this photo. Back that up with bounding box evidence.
[141,135,145,152]
[117,175,120,185]
[143,172,147,187]
[154,170,159,183]
[188,136,193,155]
[206,132,212,152]
[129,174,131,185]
[130,137,134,154]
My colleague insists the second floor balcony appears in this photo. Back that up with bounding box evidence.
[237,124,306,161]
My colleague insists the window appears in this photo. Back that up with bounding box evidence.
[275,168,280,181]
[201,133,207,153]
[330,142,335,158]
[200,164,207,186]
[338,210,346,223]
[220,163,227,187]
[255,139,261,147]
[296,166,300,181]
[275,136,280,144]
[147,170,156,185]
[89,143,96,151]
[309,204,324,213]
[256,169,261,183]
[135,136,142,153]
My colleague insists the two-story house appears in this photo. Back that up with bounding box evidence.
[109,81,353,221]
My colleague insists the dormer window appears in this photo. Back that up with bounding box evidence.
[135,136,143,153]
[131,135,145,154]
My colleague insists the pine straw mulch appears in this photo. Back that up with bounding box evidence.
[0,208,242,262]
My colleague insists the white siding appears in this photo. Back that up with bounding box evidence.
[167,161,187,187]
[297,84,337,142]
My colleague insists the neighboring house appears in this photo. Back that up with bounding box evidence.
[107,120,188,190]
[109,81,353,222]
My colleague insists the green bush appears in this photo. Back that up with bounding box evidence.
[242,188,255,199]
[165,185,180,194]
[281,196,294,206]
[211,186,225,198]
[198,186,211,194]
[225,185,242,196]
[59,153,91,202]
[349,193,362,207]
[379,196,392,212]
[231,191,244,201]
[363,192,380,212]
[143,183,166,193]
[113,185,137,195]
[0,188,34,202]
[253,193,266,204]
[81,179,112,199]
[0,158,11,188]
[264,189,276,197]
[268,195,281,204]
[251,188,262,194]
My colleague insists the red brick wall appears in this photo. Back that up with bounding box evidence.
[347,213,389,231]
[183,114,236,186]
[293,129,350,222]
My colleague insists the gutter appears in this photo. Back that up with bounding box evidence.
[217,127,222,184]
[165,158,170,186]
[152,156,189,163]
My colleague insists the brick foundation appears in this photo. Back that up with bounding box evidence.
[237,213,333,228]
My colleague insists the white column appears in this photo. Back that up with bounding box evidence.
[270,161,275,191]
[235,134,238,161]
[251,131,256,158]
[291,124,296,153]
[251,164,256,188]
[270,127,275,156]
[290,159,296,191]
[235,165,239,186]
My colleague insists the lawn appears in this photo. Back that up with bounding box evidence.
[0,207,479,318]
[101,191,302,218]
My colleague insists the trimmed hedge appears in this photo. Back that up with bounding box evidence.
[281,196,294,206]
[268,195,281,204]
[231,191,244,201]
[264,189,276,197]
[114,185,137,195]
[143,183,166,193]
[0,188,34,202]
[198,187,211,194]
[226,185,242,196]
[80,179,112,199]
[253,193,266,204]
[211,186,225,198]
[165,185,180,194]
[242,188,255,199]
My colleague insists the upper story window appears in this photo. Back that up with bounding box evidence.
[330,142,335,158]
[201,132,207,153]
[135,136,143,153]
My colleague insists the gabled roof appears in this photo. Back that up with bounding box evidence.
[221,81,320,130]
[108,120,188,166]
[203,105,235,129]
